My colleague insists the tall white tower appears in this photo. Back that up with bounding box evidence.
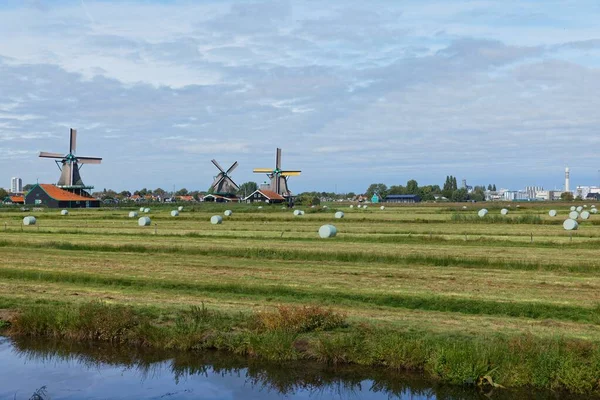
[565,167,570,193]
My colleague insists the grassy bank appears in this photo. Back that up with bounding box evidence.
[1,203,600,395]
[2,301,600,395]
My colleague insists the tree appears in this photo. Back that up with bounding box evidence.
[451,188,468,202]
[366,183,388,198]
[406,179,419,194]
[0,188,7,200]
[23,184,35,192]
[175,188,189,196]
[154,188,167,198]
[237,181,258,197]
[311,196,321,206]
[492,184,497,191]
[561,192,574,201]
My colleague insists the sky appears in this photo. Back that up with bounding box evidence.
[1,0,600,193]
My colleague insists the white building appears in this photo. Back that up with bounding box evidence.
[10,177,22,193]
[575,186,600,199]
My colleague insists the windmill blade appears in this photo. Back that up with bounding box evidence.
[280,171,301,176]
[211,174,225,188]
[39,151,65,159]
[70,128,77,154]
[253,168,273,173]
[276,148,282,169]
[226,161,238,175]
[224,177,240,191]
[77,157,102,165]
[211,159,225,173]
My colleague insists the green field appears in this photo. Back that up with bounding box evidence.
[1,202,600,395]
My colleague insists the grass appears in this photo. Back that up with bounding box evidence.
[2,202,600,395]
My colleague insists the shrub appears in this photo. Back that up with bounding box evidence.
[255,305,346,334]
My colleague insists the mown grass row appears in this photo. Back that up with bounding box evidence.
[2,301,600,395]
[1,238,599,274]
[1,267,599,324]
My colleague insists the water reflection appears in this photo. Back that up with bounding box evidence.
[0,337,581,400]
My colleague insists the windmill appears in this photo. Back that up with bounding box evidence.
[253,148,301,197]
[39,128,102,188]
[210,159,240,196]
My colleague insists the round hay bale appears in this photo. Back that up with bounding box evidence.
[380,206,385,210]
[129,211,138,218]
[462,206,467,209]
[563,219,578,230]
[23,216,36,226]
[584,205,588,208]
[591,208,598,214]
[138,216,151,226]
[570,206,576,211]
[140,207,145,212]
[478,209,488,218]
[61,209,69,216]
[257,206,263,209]
[293,209,304,216]
[363,205,368,209]
[577,206,583,213]
[211,215,223,225]
[548,210,557,217]
[569,211,579,220]
[318,224,337,238]
[143,208,150,213]
[357,205,361,209]
[581,211,590,220]
[334,211,344,219]
[500,208,508,215]
[224,210,233,217]
[171,210,179,217]
[178,206,184,212]
[349,205,354,208]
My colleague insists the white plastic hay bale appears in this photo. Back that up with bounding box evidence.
[257,206,263,209]
[380,206,385,210]
[293,209,303,216]
[311,205,315,208]
[140,207,145,212]
[23,216,36,226]
[363,205,368,209]
[61,209,69,216]
[349,205,354,208]
[143,208,150,213]
[516,205,520,208]
[224,210,233,217]
[211,215,223,225]
[171,210,179,217]
[500,208,508,215]
[548,210,557,217]
[357,204,361,209]
[581,211,590,220]
[138,216,151,226]
[591,208,598,214]
[576,206,583,213]
[563,219,578,231]
[569,211,579,220]
[570,206,576,211]
[178,206,184,212]
[334,211,344,219]
[478,209,488,218]
[462,206,467,209]
[584,205,588,208]
[129,211,138,218]
[319,224,337,238]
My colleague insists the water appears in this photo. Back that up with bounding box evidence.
[0,336,580,400]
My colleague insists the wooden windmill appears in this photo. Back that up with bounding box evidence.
[39,128,102,189]
[253,148,301,197]
[210,159,240,196]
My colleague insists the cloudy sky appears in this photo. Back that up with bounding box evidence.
[1,0,599,193]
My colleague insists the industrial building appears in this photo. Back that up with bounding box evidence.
[10,177,22,194]
[25,184,100,208]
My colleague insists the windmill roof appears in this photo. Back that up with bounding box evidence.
[39,184,94,201]
[255,189,285,200]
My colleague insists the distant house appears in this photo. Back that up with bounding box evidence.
[25,184,100,208]
[244,189,286,204]
[3,195,24,204]
[384,194,421,204]
[203,194,238,203]
[130,195,142,202]
[178,195,196,202]
[586,193,600,200]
